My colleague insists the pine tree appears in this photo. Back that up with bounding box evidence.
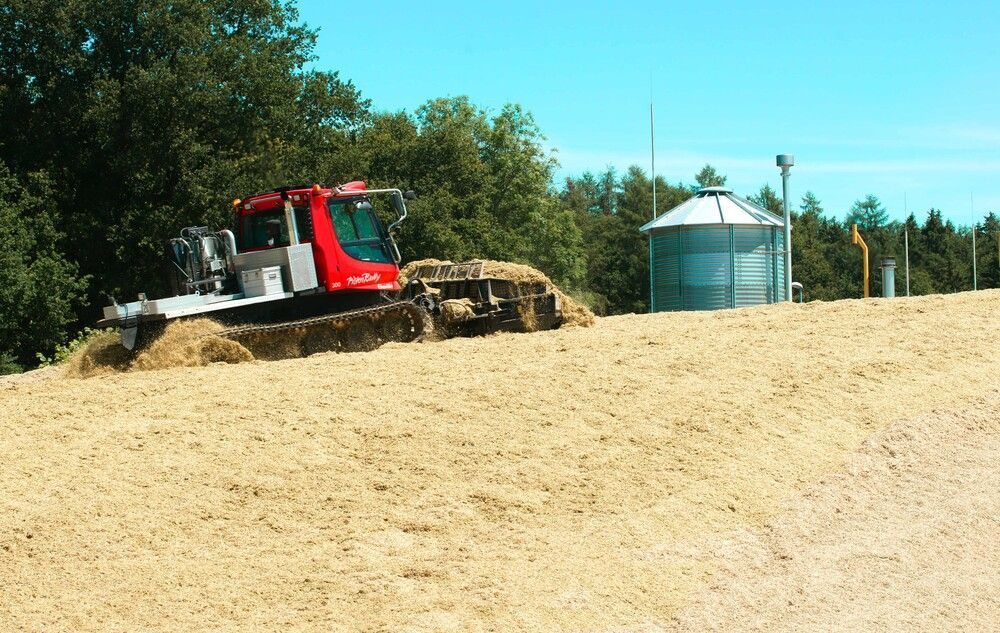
[847,195,889,232]
[747,184,783,215]
[978,212,1000,288]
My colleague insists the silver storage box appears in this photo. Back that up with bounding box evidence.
[233,244,318,293]
[241,266,284,298]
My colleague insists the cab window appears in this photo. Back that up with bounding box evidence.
[328,199,392,263]
[240,206,312,249]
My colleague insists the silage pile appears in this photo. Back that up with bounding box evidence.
[65,319,252,377]
[130,319,253,371]
[671,392,1000,631]
[2,290,999,631]
[399,258,596,328]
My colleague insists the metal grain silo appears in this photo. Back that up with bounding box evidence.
[640,187,785,311]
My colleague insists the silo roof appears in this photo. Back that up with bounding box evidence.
[639,187,784,232]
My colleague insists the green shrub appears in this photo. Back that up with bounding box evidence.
[36,327,113,367]
[0,352,21,375]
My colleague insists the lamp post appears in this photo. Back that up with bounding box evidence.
[776,154,794,301]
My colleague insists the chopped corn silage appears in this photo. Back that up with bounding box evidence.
[399,258,595,327]
[1,290,998,631]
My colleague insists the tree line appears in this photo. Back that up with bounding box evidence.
[560,166,999,314]
[2,0,997,372]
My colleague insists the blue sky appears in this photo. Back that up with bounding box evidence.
[297,0,1000,225]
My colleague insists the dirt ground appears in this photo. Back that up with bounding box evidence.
[1,290,998,631]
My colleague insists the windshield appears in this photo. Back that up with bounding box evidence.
[328,198,392,263]
[240,206,312,250]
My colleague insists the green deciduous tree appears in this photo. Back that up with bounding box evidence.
[694,164,727,188]
[348,98,585,290]
[4,0,999,368]
[0,0,369,307]
[0,162,88,369]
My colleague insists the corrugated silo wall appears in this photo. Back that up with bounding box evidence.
[649,225,784,311]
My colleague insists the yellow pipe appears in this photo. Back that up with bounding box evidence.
[851,223,869,298]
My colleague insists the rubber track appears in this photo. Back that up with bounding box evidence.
[212,301,432,341]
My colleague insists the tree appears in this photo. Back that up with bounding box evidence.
[914,208,973,294]
[900,213,934,296]
[562,166,689,314]
[791,192,833,300]
[694,164,727,188]
[0,162,88,370]
[800,191,823,216]
[747,184,783,215]
[977,212,1000,289]
[846,194,889,232]
[351,97,585,290]
[0,0,370,310]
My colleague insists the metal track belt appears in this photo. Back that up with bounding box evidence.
[212,301,430,340]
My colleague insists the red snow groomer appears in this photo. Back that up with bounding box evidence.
[98,182,562,354]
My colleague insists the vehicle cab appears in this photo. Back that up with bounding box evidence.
[233,182,412,293]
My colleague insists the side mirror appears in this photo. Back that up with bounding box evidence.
[403,190,417,200]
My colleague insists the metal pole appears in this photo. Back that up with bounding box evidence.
[971,193,978,290]
[650,102,656,220]
[904,192,910,297]
[904,228,910,296]
[776,154,795,302]
[648,101,656,312]
[782,171,791,300]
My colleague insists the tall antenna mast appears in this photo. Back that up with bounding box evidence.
[647,91,658,313]
[650,101,656,220]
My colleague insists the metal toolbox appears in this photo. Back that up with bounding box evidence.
[233,244,318,293]
[240,266,284,298]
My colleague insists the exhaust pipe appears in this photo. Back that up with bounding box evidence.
[280,190,300,246]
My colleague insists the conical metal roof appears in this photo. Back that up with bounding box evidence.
[639,187,783,232]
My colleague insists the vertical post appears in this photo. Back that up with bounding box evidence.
[904,192,910,297]
[971,193,978,291]
[281,191,300,246]
[851,224,870,298]
[648,102,656,312]
[781,172,791,301]
[650,103,656,221]
[904,228,910,297]
[776,154,794,302]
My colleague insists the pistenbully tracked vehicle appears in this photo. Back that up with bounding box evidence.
[97,182,562,354]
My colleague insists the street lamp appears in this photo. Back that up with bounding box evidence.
[776,154,794,302]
